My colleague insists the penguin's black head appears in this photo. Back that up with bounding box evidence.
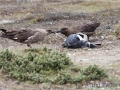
[87,42,96,48]
[90,43,96,48]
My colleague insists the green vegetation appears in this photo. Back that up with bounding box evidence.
[83,65,108,80]
[0,47,108,84]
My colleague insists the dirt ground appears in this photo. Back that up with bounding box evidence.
[0,0,120,90]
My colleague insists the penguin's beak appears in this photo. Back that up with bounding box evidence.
[95,43,101,46]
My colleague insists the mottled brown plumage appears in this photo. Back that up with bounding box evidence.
[56,22,100,38]
[0,28,55,47]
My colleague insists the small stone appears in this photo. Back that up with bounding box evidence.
[101,36,105,40]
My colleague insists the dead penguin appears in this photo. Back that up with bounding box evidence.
[0,28,55,47]
[56,22,100,40]
[62,33,96,48]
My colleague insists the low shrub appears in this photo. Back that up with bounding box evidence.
[53,72,72,84]
[83,65,108,80]
[70,66,81,72]
[0,47,72,83]
[0,48,108,84]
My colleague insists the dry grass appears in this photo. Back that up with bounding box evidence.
[43,0,120,13]
[1,0,120,21]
